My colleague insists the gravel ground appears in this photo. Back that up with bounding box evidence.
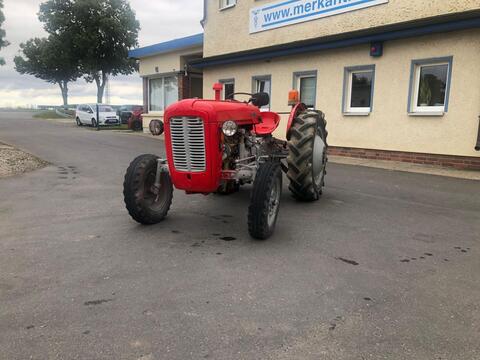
[0,142,48,178]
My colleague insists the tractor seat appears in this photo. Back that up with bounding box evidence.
[254,112,281,136]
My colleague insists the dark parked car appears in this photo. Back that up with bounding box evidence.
[117,105,143,124]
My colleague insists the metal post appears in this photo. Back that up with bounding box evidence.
[96,103,100,131]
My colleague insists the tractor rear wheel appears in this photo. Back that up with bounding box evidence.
[287,110,328,202]
[123,154,173,225]
[132,120,142,131]
[248,162,282,240]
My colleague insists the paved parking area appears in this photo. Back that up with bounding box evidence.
[1,112,479,360]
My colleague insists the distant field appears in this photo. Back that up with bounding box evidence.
[0,108,37,112]
[33,110,66,119]
[97,124,129,131]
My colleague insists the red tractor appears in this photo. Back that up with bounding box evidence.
[123,84,328,239]
[127,107,144,131]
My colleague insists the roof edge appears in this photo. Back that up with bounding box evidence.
[129,33,204,59]
[192,11,480,68]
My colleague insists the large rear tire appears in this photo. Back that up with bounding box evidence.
[248,162,282,240]
[287,110,328,202]
[132,120,142,131]
[124,154,173,225]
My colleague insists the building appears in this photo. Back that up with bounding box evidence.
[128,34,204,130]
[129,0,480,170]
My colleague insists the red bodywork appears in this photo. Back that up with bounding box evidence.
[128,108,144,130]
[254,112,281,135]
[286,102,307,140]
[164,99,263,193]
[163,84,301,194]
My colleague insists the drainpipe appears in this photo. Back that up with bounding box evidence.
[476,116,480,151]
[200,0,207,28]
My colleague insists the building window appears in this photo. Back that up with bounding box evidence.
[219,0,236,10]
[252,75,271,111]
[408,57,453,114]
[220,79,235,100]
[293,71,317,108]
[343,65,375,114]
[149,76,178,112]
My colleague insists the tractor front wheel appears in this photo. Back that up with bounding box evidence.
[248,162,282,240]
[123,154,173,225]
[287,110,328,202]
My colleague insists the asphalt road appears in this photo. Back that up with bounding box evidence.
[1,111,479,360]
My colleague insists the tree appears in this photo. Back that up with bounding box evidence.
[0,0,9,65]
[39,0,140,103]
[14,35,81,107]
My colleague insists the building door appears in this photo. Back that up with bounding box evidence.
[190,75,203,99]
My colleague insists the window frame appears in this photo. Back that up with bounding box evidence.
[252,75,272,111]
[219,78,235,100]
[219,0,236,10]
[148,74,179,113]
[408,56,453,115]
[342,65,375,115]
[293,70,317,109]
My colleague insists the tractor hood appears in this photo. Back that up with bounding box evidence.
[164,99,262,126]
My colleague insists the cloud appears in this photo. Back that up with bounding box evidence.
[0,0,203,107]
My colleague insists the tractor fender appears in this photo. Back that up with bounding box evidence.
[286,103,307,140]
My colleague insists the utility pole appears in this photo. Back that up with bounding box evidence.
[476,116,480,151]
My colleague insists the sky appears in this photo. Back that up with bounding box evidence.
[0,0,204,108]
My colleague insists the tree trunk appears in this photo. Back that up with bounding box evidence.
[58,81,69,109]
[94,72,108,104]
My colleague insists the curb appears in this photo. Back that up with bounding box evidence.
[329,155,480,181]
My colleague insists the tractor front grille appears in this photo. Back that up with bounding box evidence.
[170,116,206,172]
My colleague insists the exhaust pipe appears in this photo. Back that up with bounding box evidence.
[476,116,480,151]
[213,83,223,101]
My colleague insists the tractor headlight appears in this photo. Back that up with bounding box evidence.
[222,121,238,137]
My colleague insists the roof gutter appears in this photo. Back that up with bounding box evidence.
[201,0,207,28]
[129,33,204,59]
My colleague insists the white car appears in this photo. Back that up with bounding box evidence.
[75,104,120,127]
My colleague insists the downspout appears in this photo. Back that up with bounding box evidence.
[475,116,480,151]
[200,0,207,28]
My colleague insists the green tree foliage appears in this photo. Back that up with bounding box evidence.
[39,0,140,103]
[14,36,81,107]
[0,0,9,65]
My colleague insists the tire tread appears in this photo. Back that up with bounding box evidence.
[123,154,173,225]
[248,162,282,240]
[287,110,328,202]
